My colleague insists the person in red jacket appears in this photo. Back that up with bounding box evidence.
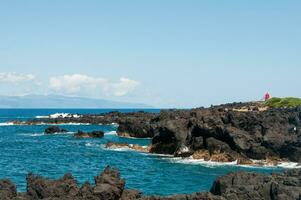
[264,92,271,101]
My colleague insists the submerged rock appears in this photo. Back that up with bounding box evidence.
[105,142,150,152]
[73,130,104,138]
[44,126,68,134]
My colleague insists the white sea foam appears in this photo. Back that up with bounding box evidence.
[162,156,301,169]
[57,123,90,125]
[18,133,44,137]
[106,146,133,152]
[35,113,82,119]
[0,122,14,126]
[105,131,117,135]
[35,115,49,119]
[164,157,238,168]
[276,162,301,169]
[85,142,101,147]
[5,122,92,126]
[29,133,44,137]
[111,123,119,127]
[49,131,76,135]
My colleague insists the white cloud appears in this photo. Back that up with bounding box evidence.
[0,72,35,83]
[49,74,140,97]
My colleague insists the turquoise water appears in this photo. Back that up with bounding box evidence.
[0,109,282,196]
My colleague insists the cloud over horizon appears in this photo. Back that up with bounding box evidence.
[0,72,140,99]
[49,74,140,97]
[0,72,35,83]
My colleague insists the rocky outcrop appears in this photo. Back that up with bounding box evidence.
[211,169,301,200]
[73,130,104,138]
[0,179,17,200]
[2,167,301,200]
[116,112,154,138]
[150,104,301,163]
[44,126,68,134]
[0,166,136,200]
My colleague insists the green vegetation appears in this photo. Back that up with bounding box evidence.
[265,97,301,108]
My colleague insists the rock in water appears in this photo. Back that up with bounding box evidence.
[44,126,68,134]
[73,130,104,138]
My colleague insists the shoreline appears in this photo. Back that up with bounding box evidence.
[4,101,301,169]
[1,166,300,200]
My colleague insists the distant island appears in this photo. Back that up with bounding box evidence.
[0,94,152,109]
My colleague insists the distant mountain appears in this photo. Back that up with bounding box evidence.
[0,95,152,108]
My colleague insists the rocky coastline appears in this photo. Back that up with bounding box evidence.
[1,166,301,200]
[11,101,301,166]
[3,102,301,199]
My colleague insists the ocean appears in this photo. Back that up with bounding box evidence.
[0,109,282,196]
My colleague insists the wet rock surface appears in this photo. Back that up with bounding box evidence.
[105,142,150,152]
[44,126,68,134]
[1,167,301,200]
[73,130,104,138]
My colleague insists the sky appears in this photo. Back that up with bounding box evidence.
[0,0,300,108]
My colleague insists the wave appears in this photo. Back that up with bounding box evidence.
[111,123,119,127]
[45,131,76,135]
[7,122,92,126]
[35,113,82,119]
[0,122,14,126]
[56,123,90,125]
[35,115,49,119]
[162,157,301,169]
[276,162,301,169]
[18,133,44,137]
[85,142,101,147]
[105,131,117,135]
[164,157,238,168]
[105,146,133,152]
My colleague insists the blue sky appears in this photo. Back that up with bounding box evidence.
[0,0,300,107]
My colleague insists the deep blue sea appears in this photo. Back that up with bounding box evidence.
[0,109,282,196]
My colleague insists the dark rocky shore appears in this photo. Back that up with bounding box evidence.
[11,102,301,165]
[1,166,301,200]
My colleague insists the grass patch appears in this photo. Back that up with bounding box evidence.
[265,97,301,108]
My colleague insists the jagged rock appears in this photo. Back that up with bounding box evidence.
[192,150,211,160]
[73,130,104,138]
[26,173,79,199]
[150,104,301,163]
[93,166,125,200]
[2,167,301,200]
[210,169,301,200]
[117,113,154,138]
[0,179,17,200]
[44,126,68,134]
